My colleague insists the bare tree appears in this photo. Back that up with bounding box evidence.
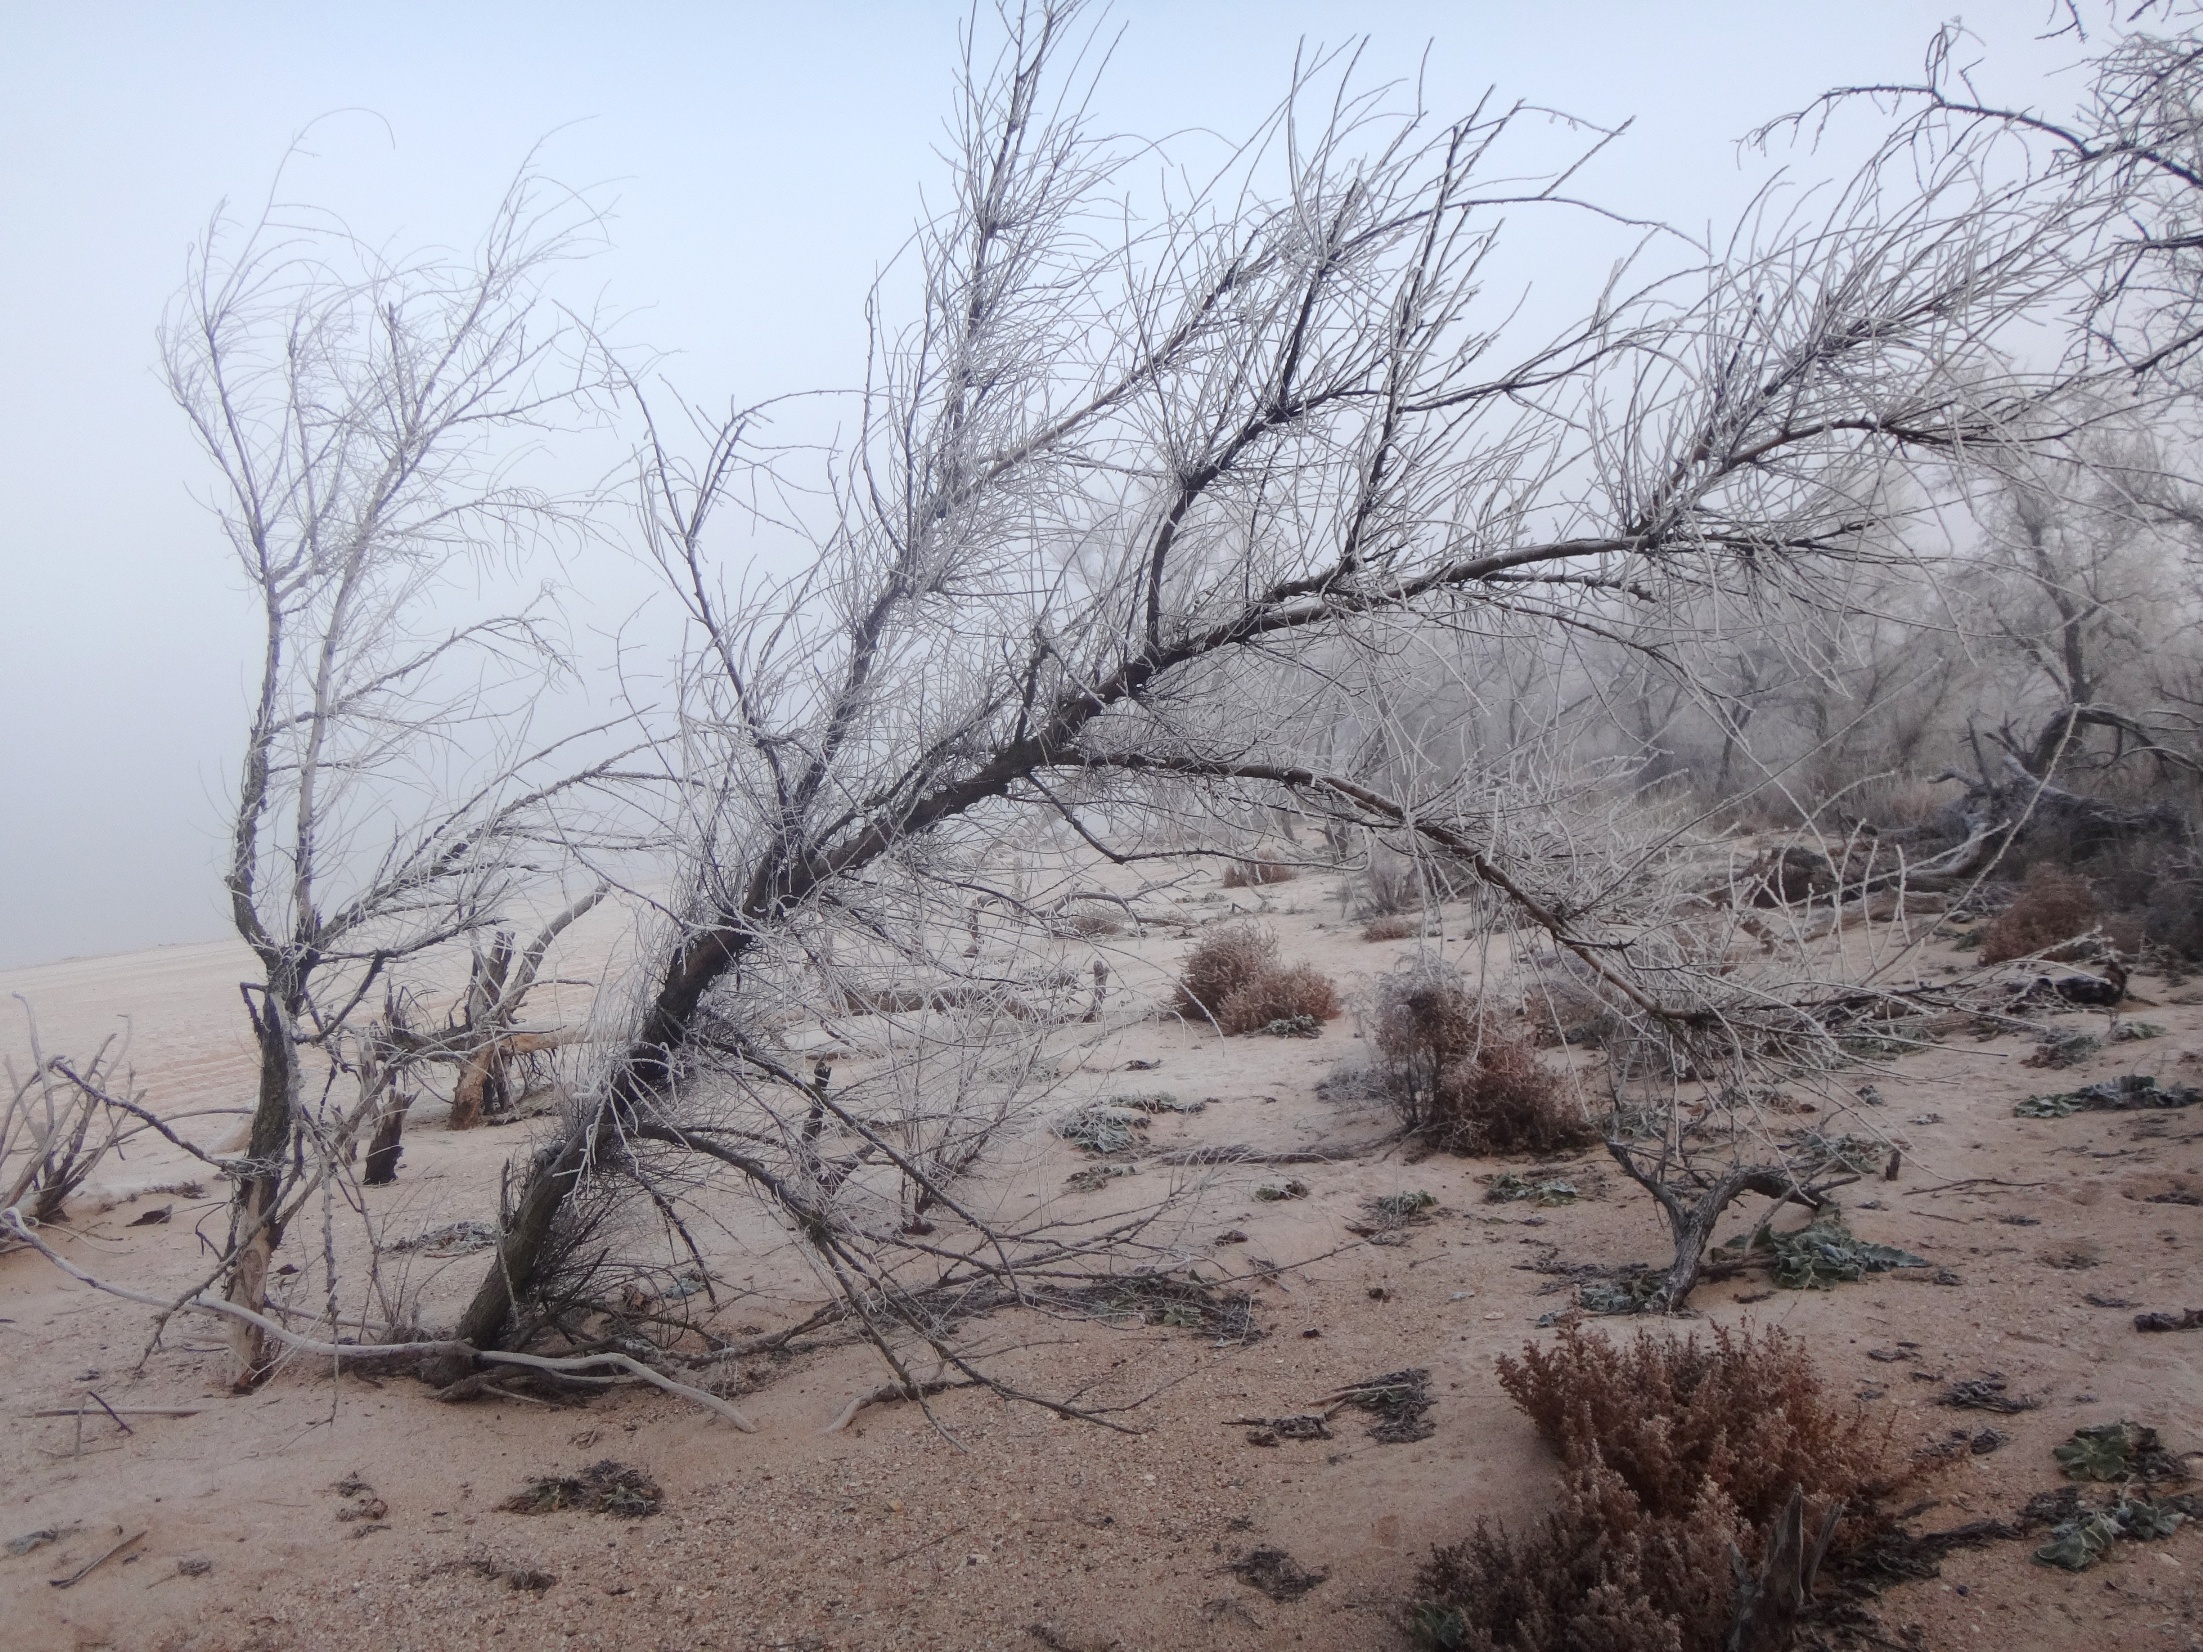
[423,0,2108,1397]
[163,160,626,1386]
[1785,7,2203,388]
[1,1002,138,1234]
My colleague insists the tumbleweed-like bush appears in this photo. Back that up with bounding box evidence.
[1431,1038,1592,1156]
[1175,922,1280,1020]
[1376,961,1587,1152]
[1217,962,1340,1034]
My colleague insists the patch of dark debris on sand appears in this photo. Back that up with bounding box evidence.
[1325,1368,1435,1444]
[1227,1545,1326,1602]
[500,1460,662,1518]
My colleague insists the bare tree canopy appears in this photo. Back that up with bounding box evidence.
[162,160,632,1382]
[437,0,2131,1388]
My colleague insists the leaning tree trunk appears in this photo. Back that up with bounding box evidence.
[226,985,302,1387]
[361,1043,415,1188]
[445,922,747,1359]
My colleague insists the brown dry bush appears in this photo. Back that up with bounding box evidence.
[1216,963,1340,1034]
[1221,858,1298,888]
[1175,922,1279,1019]
[1414,1457,1737,1652]
[1433,1040,1591,1155]
[1363,913,1422,941]
[1375,961,1486,1095]
[1412,1324,1898,1651]
[1979,863,2101,963]
[1520,970,1613,1049]
[1376,963,1587,1153]
[1498,1324,1892,1544]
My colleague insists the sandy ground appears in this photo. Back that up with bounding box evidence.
[3,875,2202,1652]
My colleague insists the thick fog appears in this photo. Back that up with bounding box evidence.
[0,0,2073,969]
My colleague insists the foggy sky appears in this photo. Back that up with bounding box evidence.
[0,1,2077,969]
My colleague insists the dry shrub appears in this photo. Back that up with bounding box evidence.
[1498,1324,1891,1545]
[2142,852,2203,960]
[1175,922,1278,1019]
[1979,863,2101,963]
[1374,961,1485,1096]
[1414,1456,1734,1652]
[1221,857,1297,888]
[1363,913,1422,941]
[1376,962,1586,1153]
[1353,846,1448,917]
[1217,963,1339,1034]
[1432,1040,1591,1155]
[2049,839,2203,961]
[1412,1324,1897,1652]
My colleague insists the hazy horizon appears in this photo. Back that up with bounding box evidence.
[0,1,2079,969]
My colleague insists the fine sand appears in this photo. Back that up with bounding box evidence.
[3,877,2200,1651]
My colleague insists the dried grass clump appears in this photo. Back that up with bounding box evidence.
[1217,964,1339,1034]
[1221,857,1297,888]
[1979,864,2101,964]
[1362,913,1422,942]
[502,1460,664,1518]
[1376,963,1586,1153]
[1175,922,1279,1019]
[1412,1325,1898,1652]
[1353,848,1448,917]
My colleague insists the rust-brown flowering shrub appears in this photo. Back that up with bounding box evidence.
[1411,1324,1899,1652]
[1497,1323,1892,1544]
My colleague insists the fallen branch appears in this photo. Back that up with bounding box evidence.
[1,1207,754,1431]
[823,1372,980,1434]
[1900,1178,2055,1197]
[23,1406,203,1419]
[50,1529,144,1589]
[1152,1145,1377,1166]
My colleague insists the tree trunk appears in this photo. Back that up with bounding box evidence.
[439,1107,603,1366]
[226,985,301,1388]
[448,931,514,1130]
[447,1042,507,1130]
[1606,1141,1816,1312]
[363,1085,414,1186]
